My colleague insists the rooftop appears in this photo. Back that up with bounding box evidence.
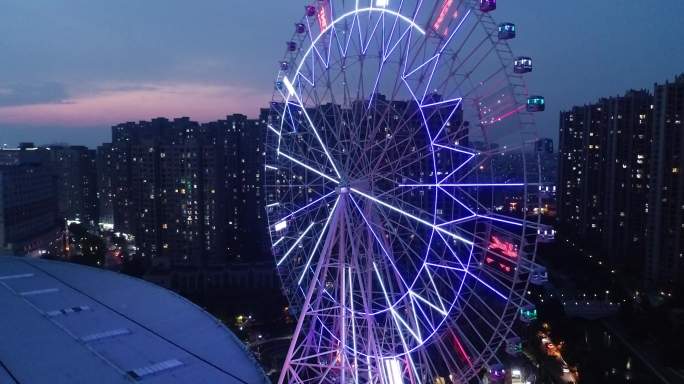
[0,256,269,384]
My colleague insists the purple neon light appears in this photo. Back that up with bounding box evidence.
[476,214,524,227]
[297,196,340,285]
[438,186,476,215]
[350,187,474,246]
[426,262,508,300]
[278,151,339,184]
[481,104,526,125]
[438,8,471,54]
[274,190,337,225]
[276,222,316,266]
[398,183,525,187]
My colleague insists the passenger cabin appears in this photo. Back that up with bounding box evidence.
[513,56,532,74]
[280,61,289,71]
[498,23,515,40]
[520,304,538,323]
[506,337,523,355]
[526,96,545,112]
[287,41,298,52]
[488,364,506,381]
[530,264,549,285]
[480,0,496,12]
[537,225,555,244]
[296,23,306,34]
[305,5,317,17]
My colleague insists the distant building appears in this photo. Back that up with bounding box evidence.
[110,115,268,269]
[47,145,98,224]
[558,89,652,275]
[535,138,554,154]
[204,114,268,266]
[1,143,98,226]
[96,143,115,227]
[0,146,60,255]
[645,74,684,290]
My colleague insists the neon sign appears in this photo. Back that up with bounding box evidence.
[488,235,518,258]
[317,0,331,31]
[485,256,512,273]
[432,0,458,37]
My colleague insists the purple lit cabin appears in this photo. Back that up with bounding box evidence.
[513,56,532,74]
[287,41,297,52]
[488,364,506,381]
[480,0,496,12]
[295,23,306,34]
[305,5,317,17]
[498,22,515,40]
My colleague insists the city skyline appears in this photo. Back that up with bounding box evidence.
[2,0,684,147]
[2,1,684,382]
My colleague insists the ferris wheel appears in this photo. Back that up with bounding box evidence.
[264,0,546,383]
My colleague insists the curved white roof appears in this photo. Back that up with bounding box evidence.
[0,257,269,384]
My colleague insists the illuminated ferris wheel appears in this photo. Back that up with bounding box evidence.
[264,0,546,383]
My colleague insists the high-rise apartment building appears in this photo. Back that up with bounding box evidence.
[47,145,98,224]
[558,90,652,274]
[559,75,684,291]
[645,74,684,290]
[535,138,554,154]
[96,143,115,226]
[110,115,267,268]
[0,145,59,255]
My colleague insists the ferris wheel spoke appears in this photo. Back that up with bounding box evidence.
[349,195,411,290]
[276,222,316,267]
[427,262,508,302]
[284,76,342,179]
[398,182,526,187]
[460,285,517,345]
[373,261,424,349]
[277,151,339,185]
[298,197,341,285]
[434,151,476,185]
[274,190,337,228]
[350,187,473,248]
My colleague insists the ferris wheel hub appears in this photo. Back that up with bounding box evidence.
[337,181,350,194]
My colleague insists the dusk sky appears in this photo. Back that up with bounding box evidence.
[1,0,683,147]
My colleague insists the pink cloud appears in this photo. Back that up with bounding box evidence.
[0,83,270,126]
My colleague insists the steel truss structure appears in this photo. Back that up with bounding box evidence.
[264,1,544,382]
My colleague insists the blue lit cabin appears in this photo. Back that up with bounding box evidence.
[295,23,306,34]
[488,364,506,381]
[287,41,298,52]
[505,337,523,355]
[480,0,496,12]
[520,304,538,323]
[527,96,545,112]
[530,264,549,285]
[513,56,532,74]
[498,23,515,40]
[280,61,289,71]
[305,5,317,17]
